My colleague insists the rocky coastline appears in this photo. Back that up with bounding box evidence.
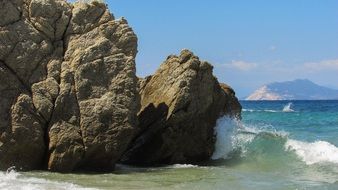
[0,0,241,173]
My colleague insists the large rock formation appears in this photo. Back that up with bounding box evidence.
[121,50,241,165]
[0,0,139,172]
[0,0,241,172]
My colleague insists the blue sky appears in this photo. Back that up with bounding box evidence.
[102,0,338,98]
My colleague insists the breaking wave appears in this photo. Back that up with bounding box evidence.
[282,102,294,112]
[212,116,338,167]
[286,140,338,165]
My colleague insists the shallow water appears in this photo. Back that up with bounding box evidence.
[2,100,338,190]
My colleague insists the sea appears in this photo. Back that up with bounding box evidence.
[1,100,338,190]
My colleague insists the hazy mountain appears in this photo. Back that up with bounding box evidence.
[246,79,338,100]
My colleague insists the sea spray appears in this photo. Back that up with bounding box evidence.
[212,114,338,168]
[211,116,266,160]
[212,116,287,160]
[211,116,242,160]
[282,102,294,112]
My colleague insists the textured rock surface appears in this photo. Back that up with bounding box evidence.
[219,83,242,118]
[0,0,139,172]
[121,50,241,165]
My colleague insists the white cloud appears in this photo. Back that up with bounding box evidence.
[218,58,338,74]
[269,45,277,51]
[222,60,257,71]
[249,59,338,74]
[302,59,338,72]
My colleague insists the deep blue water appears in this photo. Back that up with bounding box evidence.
[241,100,338,145]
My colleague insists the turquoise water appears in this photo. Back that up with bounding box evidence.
[1,101,338,190]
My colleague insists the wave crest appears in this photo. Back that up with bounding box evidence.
[282,102,295,112]
[212,116,338,166]
[285,140,338,165]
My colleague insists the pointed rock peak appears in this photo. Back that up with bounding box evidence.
[122,51,241,165]
[179,49,195,63]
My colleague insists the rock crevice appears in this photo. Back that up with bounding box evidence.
[0,0,139,172]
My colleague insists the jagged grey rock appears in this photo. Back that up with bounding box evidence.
[0,0,241,172]
[0,0,139,172]
[121,50,241,165]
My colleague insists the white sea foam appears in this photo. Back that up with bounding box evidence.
[242,109,255,112]
[244,103,296,113]
[170,164,200,169]
[285,140,338,165]
[242,109,281,113]
[264,109,279,113]
[0,170,96,190]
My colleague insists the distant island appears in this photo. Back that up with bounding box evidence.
[246,79,338,100]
